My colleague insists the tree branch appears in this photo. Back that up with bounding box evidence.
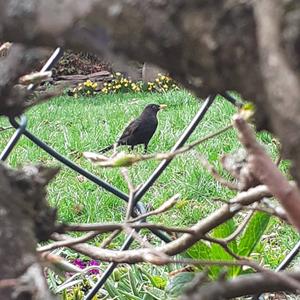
[180,270,300,300]
[51,185,271,264]
[234,115,300,231]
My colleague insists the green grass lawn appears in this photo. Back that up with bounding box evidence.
[0,90,298,268]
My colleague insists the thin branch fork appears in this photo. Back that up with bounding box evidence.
[130,193,180,222]
[234,115,300,231]
[242,203,290,224]
[223,209,255,243]
[98,194,180,249]
[38,222,193,253]
[63,222,194,234]
[51,185,271,264]
[202,235,242,260]
[196,153,239,190]
[37,231,100,253]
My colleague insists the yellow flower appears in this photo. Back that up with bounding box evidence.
[124,83,128,87]
[93,83,97,88]
[87,90,91,95]
[84,80,91,86]
[163,84,168,89]
[115,72,121,76]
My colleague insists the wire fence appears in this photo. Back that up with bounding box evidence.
[1,48,299,300]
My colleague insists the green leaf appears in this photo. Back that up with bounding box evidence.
[237,212,270,257]
[165,272,195,298]
[209,219,238,277]
[186,241,211,261]
[118,290,142,300]
[235,211,270,275]
[105,280,120,298]
[149,276,167,289]
[128,269,139,296]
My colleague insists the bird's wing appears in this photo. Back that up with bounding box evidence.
[118,118,142,142]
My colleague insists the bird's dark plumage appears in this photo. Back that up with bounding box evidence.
[100,104,166,153]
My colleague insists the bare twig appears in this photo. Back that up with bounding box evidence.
[64,222,194,235]
[99,194,180,249]
[52,185,271,264]
[129,194,180,223]
[224,210,255,243]
[242,205,290,224]
[196,153,238,190]
[40,252,82,273]
[203,235,242,260]
[37,231,100,253]
[180,270,300,300]
[54,265,103,293]
[99,230,121,249]
[234,115,300,231]
[121,168,136,220]
[122,224,169,264]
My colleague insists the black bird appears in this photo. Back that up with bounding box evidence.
[100,104,167,153]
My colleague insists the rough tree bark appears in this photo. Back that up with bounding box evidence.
[0,164,58,299]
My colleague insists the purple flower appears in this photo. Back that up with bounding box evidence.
[88,260,100,274]
[72,258,86,269]
[71,259,101,275]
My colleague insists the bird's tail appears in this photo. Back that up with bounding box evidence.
[99,143,119,153]
[99,144,114,153]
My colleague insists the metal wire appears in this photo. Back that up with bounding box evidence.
[0,116,27,161]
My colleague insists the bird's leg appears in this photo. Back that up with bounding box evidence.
[130,145,134,152]
[144,143,148,153]
[112,143,118,156]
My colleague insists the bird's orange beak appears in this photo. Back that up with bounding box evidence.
[159,104,167,110]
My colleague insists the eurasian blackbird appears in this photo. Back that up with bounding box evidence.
[99,103,166,153]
